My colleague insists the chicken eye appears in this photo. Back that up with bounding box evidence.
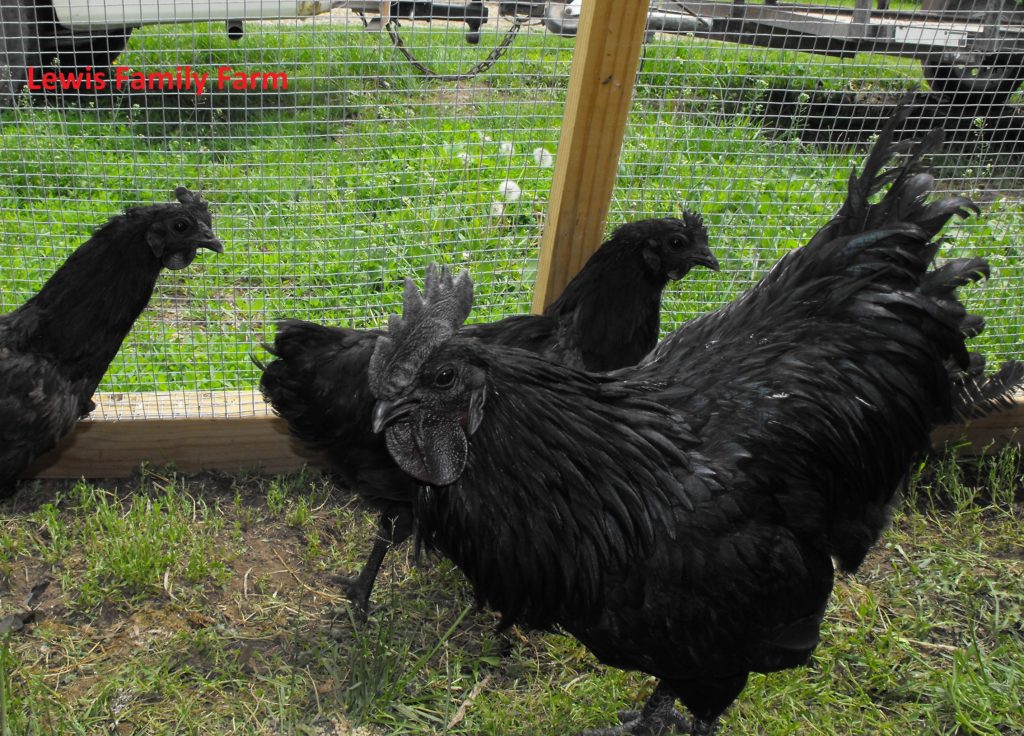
[172,218,190,233]
[433,366,457,389]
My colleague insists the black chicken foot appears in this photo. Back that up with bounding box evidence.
[689,720,718,736]
[333,534,392,621]
[579,684,701,736]
[333,509,415,621]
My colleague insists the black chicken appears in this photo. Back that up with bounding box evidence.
[0,188,223,497]
[459,213,716,371]
[368,112,1019,735]
[259,214,716,615]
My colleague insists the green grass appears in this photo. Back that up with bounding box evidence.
[0,450,1020,735]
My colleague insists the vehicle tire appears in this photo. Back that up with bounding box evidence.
[33,2,132,74]
[1,0,131,104]
[922,52,1024,108]
[0,1,39,103]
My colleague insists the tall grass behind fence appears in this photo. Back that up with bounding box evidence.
[0,9,575,416]
[1,2,1022,422]
[617,2,1024,360]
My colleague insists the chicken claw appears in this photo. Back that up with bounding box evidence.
[580,685,713,736]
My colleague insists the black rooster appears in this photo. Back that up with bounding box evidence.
[368,113,1020,734]
[259,214,716,615]
[0,188,223,497]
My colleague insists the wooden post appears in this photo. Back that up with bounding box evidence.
[531,0,652,313]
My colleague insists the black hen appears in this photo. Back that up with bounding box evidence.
[368,113,1014,734]
[0,188,223,497]
[461,213,716,371]
[259,214,716,615]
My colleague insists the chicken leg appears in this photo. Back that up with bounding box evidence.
[335,507,413,618]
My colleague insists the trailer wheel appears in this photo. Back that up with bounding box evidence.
[1,1,38,101]
[922,52,1024,108]
[1,1,131,103]
[34,3,132,74]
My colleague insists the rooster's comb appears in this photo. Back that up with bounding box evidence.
[368,264,474,399]
[682,209,704,231]
[174,187,208,210]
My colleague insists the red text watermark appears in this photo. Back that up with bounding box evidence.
[26,66,288,96]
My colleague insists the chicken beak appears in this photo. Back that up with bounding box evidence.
[372,396,415,433]
[696,249,719,272]
[198,224,224,253]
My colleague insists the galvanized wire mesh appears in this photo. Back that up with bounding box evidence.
[625,0,1024,369]
[1,0,1022,421]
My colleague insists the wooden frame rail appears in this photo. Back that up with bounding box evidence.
[25,391,318,478]
[23,390,1024,479]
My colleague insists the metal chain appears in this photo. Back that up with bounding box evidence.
[385,17,523,81]
[355,10,530,82]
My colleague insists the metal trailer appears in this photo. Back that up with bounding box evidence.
[530,0,1024,108]
[48,1,490,41]
[5,0,1024,109]
[0,0,491,102]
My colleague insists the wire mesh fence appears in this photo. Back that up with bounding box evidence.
[1,0,1022,421]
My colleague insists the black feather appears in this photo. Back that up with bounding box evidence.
[949,359,1024,422]
[369,105,1004,730]
[258,215,715,611]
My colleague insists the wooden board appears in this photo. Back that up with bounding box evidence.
[24,390,323,478]
[530,0,653,313]
[22,390,1024,479]
[930,397,1024,455]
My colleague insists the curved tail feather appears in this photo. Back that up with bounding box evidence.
[950,360,1024,422]
[809,101,978,252]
